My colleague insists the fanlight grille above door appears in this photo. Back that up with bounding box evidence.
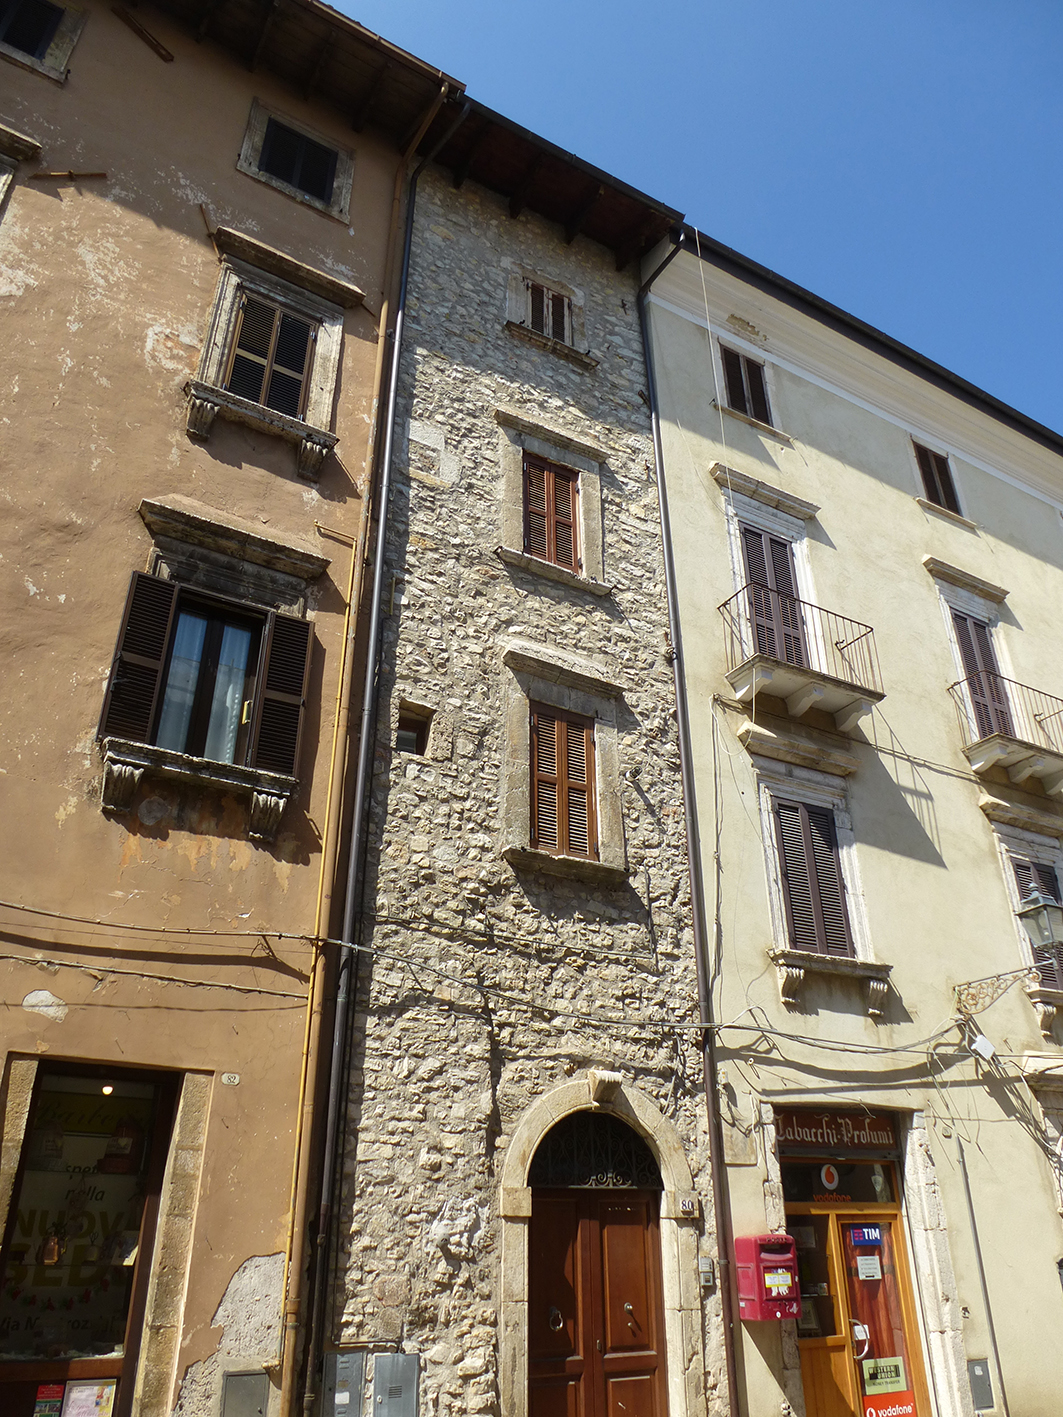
[528,1111,663,1189]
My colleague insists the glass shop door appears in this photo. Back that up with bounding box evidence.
[785,1162,929,1417]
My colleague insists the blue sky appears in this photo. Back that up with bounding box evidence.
[339,0,1063,434]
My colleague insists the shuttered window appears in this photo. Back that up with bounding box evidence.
[224,293,316,420]
[1013,859,1063,990]
[98,572,312,779]
[1,0,63,58]
[773,799,853,956]
[914,442,961,515]
[527,281,570,343]
[739,523,806,666]
[524,455,580,571]
[722,346,772,426]
[258,117,338,204]
[531,704,598,859]
[952,610,1012,739]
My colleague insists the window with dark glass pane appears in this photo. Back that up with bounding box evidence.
[396,713,430,755]
[225,294,315,419]
[0,0,63,58]
[258,117,338,204]
[721,346,772,426]
[0,1068,167,1364]
[155,605,261,764]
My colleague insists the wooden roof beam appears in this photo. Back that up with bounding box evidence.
[565,182,603,245]
[509,151,546,219]
[302,34,331,99]
[450,115,491,188]
[351,60,393,131]
[248,0,280,71]
[614,214,660,272]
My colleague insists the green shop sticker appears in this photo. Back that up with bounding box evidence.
[863,1357,908,1394]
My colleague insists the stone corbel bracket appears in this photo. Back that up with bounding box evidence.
[184,379,338,482]
[588,1069,623,1105]
[100,738,296,843]
[769,948,893,1018]
[1026,986,1063,1040]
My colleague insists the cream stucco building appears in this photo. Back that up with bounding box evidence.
[643,233,1063,1417]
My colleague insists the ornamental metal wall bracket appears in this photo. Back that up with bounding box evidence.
[954,965,1042,1017]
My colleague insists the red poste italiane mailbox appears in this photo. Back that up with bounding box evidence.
[734,1234,800,1320]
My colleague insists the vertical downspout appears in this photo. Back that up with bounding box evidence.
[280,83,454,1417]
[299,97,472,1417]
[637,234,741,1417]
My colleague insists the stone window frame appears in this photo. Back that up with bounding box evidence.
[186,230,364,481]
[0,0,86,83]
[497,1077,705,1417]
[0,119,41,210]
[98,495,329,843]
[503,260,597,369]
[499,638,628,886]
[494,406,608,594]
[236,98,355,222]
[753,755,891,1016]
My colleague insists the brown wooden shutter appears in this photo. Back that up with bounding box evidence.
[226,296,314,419]
[740,525,805,666]
[249,613,312,777]
[523,456,579,570]
[97,572,179,744]
[952,611,1012,738]
[529,282,546,335]
[550,291,567,343]
[1014,859,1063,989]
[746,359,771,425]
[530,706,597,859]
[774,800,853,956]
[914,442,961,514]
[722,347,747,415]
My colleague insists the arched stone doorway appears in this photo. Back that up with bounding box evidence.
[528,1111,667,1417]
[497,1078,705,1417]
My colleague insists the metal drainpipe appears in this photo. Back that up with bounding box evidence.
[637,233,742,1417]
[300,99,472,1417]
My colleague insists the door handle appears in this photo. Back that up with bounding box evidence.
[548,1306,563,1332]
[851,1322,870,1359]
[624,1302,637,1332]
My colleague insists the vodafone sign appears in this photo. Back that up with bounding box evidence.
[863,1395,916,1417]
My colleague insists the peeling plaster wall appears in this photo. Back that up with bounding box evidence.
[0,5,403,1407]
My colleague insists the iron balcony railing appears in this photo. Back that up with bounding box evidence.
[948,672,1063,752]
[719,583,883,697]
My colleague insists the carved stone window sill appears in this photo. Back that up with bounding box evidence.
[1026,986,1063,1039]
[185,379,337,481]
[100,738,296,842]
[502,845,629,887]
[504,321,599,369]
[769,948,892,1018]
[495,546,612,597]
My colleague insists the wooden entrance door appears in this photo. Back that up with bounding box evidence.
[529,1189,666,1417]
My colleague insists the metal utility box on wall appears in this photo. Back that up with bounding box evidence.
[221,1371,270,1417]
[968,1359,994,1412]
[373,1352,419,1417]
[324,1351,367,1417]
[734,1234,800,1320]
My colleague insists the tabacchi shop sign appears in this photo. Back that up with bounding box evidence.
[775,1109,896,1153]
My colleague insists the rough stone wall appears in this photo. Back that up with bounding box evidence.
[334,169,723,1417]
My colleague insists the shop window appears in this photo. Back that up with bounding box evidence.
[0,1065,175,1391]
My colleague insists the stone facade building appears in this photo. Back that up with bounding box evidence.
[0,3,460,1414]
[329,109,729,1417]
[645,231,1063,1417]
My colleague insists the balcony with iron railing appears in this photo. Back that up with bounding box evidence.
[948,672,1063,794]
[719,584,885,734]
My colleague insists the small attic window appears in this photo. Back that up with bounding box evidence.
[396,709,432,756]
